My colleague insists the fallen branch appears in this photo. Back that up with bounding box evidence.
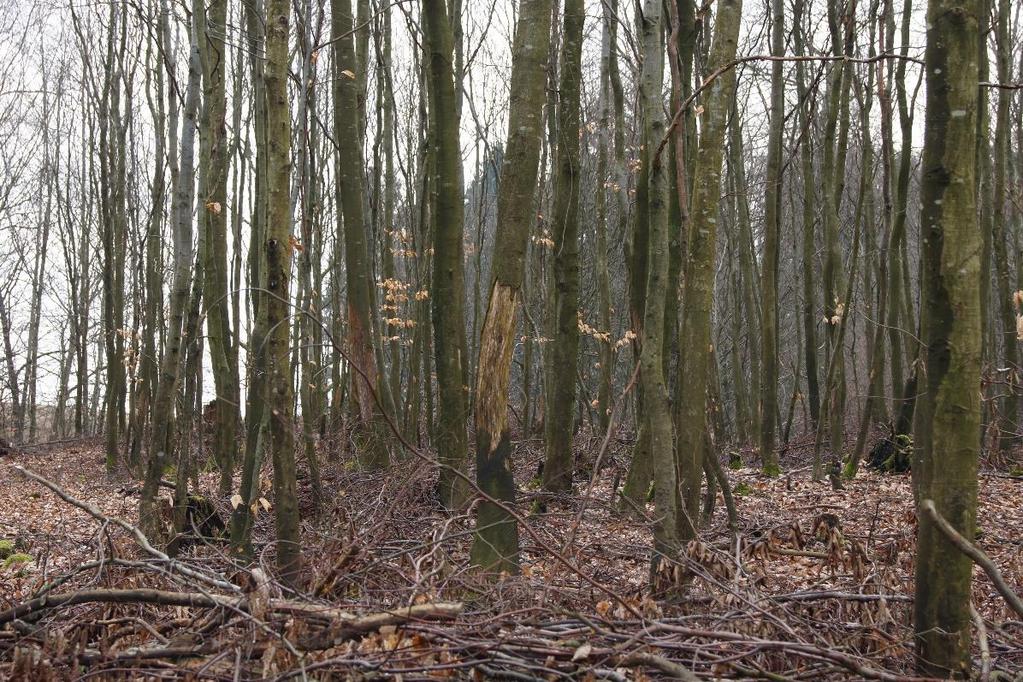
[920,499,1023,619]
[0,585,462,635]
[75,644,218,664]
[772,591,912,603]
[615,652,700,681]
[268,600,463,628]
[0,588,237,626]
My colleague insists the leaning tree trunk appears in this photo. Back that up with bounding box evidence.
[469,0,554,574]
[912,0,981,674]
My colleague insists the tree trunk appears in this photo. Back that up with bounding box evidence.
[542,0,584,492]
[265,0,303,585]
[469,0,553,574]
[913,0,981,673]
[230,0,269,555]
[332,0,391,469]
[793,0,820,431]
[633,0,681,583]
[593,0,617,434]
[758,0,785,475]
[991,0,1018,449]
[140,7,201,539]
[198,0,240,493]
[423,0,471,509]
[674,0,744,535]
[819,0,855,475]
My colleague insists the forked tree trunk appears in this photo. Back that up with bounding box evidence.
[674,0,743,534]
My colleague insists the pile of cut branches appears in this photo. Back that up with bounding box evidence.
[3,437,1023,679]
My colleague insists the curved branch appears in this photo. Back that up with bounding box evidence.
[920,499,1023,619]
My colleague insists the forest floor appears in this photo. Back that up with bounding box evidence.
[1,430,1022,680]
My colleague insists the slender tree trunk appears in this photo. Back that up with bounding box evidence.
[99,2,128,471]
[423,0,472,508]
[198,0,241,493]
[758,0,785,475]
[0,290,22,441]
[992,0,1018,449]
[888,0,914,426]
[296,0,324,506]
[593,0,617,433]
[231,0,269,554]
[542,0,584,492]
[135,14,167,471]
[632,0,681,583]
[265,0,303,584]
[140,10,201,538]
[847,6,896,478]
[333,0,391,469]
[793,0,821,431]
[379,3,402,428]
[819,0,855,475]
[728,114,761,441]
